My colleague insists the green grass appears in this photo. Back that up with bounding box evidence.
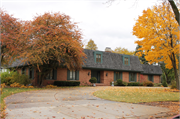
[93,87,180,103]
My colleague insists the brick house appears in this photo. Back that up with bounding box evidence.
[8,48,162,86]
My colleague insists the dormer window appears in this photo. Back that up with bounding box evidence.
[96,54,101,63]
[94,51,103,63]
[123,55,130,66]
[124,57,129,65]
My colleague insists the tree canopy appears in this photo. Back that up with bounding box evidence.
[85,39,98,50]
[1,9,23,65]
[113,47,135,55]
[133,1,179,89]
[2,11,86,86]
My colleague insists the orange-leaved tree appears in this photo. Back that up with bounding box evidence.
[1,9,23,65]
[20,12,86,86]
[133,2,180,89]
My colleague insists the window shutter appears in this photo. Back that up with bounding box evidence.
[67,70,70,80]
[75,71,79,80]
[25,68,26,75]
[129,73,131,82]
[152,76,154,82]
[54,69,57,80]
[135,73,137,82]
[114,72,116,81]
[121,72,123,81]
[32,68,34,79]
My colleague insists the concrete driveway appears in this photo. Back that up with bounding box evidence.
[5,87,170,119]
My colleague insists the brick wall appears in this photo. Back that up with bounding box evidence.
[136,73,140,82]
[100,71,104,83]
[140,74,148,83]
[43,68,67,85]
[122,72,129,82]
[79,69,91,86]
[17,69,21,74]
[153,75,160,83]
[101,71,114,86]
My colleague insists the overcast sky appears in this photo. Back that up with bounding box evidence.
[1,0,161,52]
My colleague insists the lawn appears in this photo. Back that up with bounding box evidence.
[93,87,180,103]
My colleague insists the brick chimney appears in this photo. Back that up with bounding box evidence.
[105,47,112,52]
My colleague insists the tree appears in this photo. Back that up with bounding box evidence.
[133,2,180,89]
[135,45,148,64]
[0,9,23,65]
[113,47,134,55]
[159,62,175,84]
[85,39,98,50]
[20,12,86,86]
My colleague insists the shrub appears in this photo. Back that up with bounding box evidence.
[154,83,162,87]
[116,79,127,86]
[143,80,154,87]
[127,82,141,86]
[1,71,15,85]
[89,77,97,84]
[171,80,177,89]
[54,81,80,86]
[162,79,168,87]
[11,73,31,86]
[139,83,143,86]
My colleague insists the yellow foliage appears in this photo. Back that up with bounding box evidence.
[10,82,22,87]
[85,39,98,50]
[45,85,57,88]
[113,47,135,55]
[28,86,34,88]
[1,83,6,88]
[133,2,179,70]
[20,85,28,88]
[0,83,6,94]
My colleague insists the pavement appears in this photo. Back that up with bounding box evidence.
[5,87,171,119]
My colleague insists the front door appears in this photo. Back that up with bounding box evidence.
[91,70,100,83]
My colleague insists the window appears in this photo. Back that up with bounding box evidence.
[114,71,122,81]
[67,70,79,80]
[29,68,34,79]
[94,51,103,63]
[96,54,101,63]
[148,75,153,82]
[124,57,129,65]
[123,55,130,66]
[45,69,57,80]
[22,67,26,75]
[70,70,76,80]
[129,73,136,82]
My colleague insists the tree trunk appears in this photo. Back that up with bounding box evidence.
[168,0,180,25]
[171,53,180,90]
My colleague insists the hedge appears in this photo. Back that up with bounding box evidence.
[127,82,143,86]
[54,81,80,86]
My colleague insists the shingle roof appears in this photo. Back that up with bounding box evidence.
[141,64,163,75]
[8,49,162,75]
[83,49,144,72]
[8,58,28,68]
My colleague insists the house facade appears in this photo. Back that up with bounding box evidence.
[9,48,162,86]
